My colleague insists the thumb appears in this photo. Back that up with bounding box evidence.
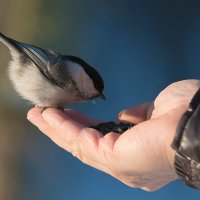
[117,102,154,124]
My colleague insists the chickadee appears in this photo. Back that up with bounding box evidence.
[0,32,105,110]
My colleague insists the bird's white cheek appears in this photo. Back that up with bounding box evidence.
[67,62,98,98]
[82,75,98,96]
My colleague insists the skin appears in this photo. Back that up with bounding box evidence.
[27,80,200,191]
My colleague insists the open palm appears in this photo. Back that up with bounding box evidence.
[28,79,200,191]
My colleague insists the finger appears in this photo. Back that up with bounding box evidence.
[117,102,154,124]
[27,107,68,146]
[27,107,52,134]
[27,107,102,153]
[41,108,90,139]
[27,108,121,175]
[63,109,101,126]
[42,109,120,173]
[28,108,100,127]
[27,107,105,153]
[40,109,105,153]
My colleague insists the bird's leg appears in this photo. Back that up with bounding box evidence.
[36,106,64,113]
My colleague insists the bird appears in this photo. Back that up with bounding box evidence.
[0,32,105,111]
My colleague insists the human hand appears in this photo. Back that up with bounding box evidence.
[27,79,200,191]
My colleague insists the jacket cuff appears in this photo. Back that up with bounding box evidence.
[174,152,200,189]
[171,87,200,189]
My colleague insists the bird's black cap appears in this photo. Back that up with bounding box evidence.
[64,55,105,96]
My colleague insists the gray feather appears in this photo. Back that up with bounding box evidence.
[0,32,68,88]
[0,32,104,107]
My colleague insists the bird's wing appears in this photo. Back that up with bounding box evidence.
[0,32,67,88]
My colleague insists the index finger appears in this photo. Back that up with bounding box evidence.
[27,107,102,147]
[27,107,120,174]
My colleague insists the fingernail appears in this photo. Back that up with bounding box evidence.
[118,110,126,120]
[27,109,41,124]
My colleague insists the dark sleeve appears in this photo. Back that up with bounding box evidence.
[171,87,200,189]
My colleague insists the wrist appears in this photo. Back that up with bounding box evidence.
[171,86,200,189]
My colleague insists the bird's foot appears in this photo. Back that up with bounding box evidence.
[36,106,64,113]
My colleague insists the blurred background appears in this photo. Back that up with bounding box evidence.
[0,0,200,199]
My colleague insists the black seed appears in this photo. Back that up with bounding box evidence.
[90,121,134,135]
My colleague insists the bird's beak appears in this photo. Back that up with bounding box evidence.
[100,93,106,100]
